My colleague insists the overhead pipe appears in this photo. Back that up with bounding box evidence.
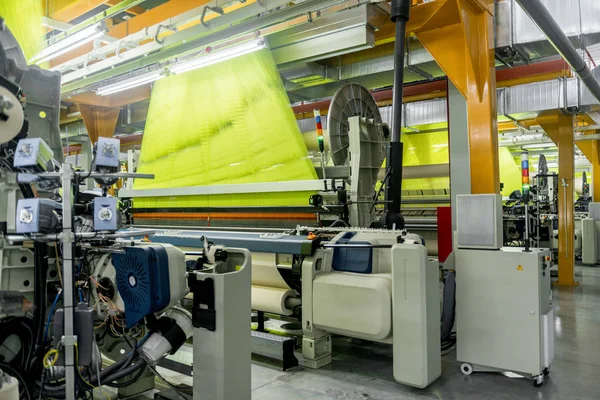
[515,0,600,104]
[384,0,410,230]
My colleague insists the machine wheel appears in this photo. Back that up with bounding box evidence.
[460,363,473,376]
[543,366,551,376]
[533,375,544,387]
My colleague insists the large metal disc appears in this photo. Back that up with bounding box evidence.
[0,86,24,143]
[327,84,382,166]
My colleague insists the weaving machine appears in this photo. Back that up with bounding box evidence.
[117,19,443,386]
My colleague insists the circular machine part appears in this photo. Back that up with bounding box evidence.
[460,363,473,376]
[0,86,24,143]
[326,83,385,166]
[98,277,116,301]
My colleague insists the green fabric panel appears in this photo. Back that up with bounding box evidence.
[1,1,47,63]
[134,49,316,208]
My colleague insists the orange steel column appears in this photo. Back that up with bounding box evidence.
[537,113,578,287]
[576,139,600,201]
[410,0,499,194]
[78,104,120,143]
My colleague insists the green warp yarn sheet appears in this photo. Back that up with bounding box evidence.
[134,49,317,209]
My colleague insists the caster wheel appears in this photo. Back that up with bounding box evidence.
[543,366,551,376]
[533,375,544,388]
[461,363,473,376]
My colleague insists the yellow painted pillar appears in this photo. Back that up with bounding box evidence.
[576,139,600,201]
[593,141,600,201]
[537,113,578,287]
[411,0,499,194]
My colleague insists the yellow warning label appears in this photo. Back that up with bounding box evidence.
[517,265,524,271]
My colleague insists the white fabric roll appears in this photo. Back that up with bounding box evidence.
[252,285,295,316]
[251,252,290,289]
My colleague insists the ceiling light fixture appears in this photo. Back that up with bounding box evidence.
[170,39,266,75]
[96,70,165,96]
[96,39,266,96]
[31,24,105,65]
[521,142,556,149]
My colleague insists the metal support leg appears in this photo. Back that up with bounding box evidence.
[192,249,251,400]
[61,163,77,399]
[256,311,266,332]
[301,252,332,369]
[447,81,471,233]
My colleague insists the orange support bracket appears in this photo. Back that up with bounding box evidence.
[78,104,121,143]
[537,113,578,287]
[409,0,499,194]
[575,139,600,201]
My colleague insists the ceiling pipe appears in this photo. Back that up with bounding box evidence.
[515,0,600,104]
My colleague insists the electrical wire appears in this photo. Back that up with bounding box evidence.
[42,348,59,368]
[43,289,62,343]
[75,344,110,400]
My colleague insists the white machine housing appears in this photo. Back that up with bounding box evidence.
[455,194,554,385]
[302,230,441,388]
[456,247,554,378]
[456,194,503,249]
[581,202,600,264]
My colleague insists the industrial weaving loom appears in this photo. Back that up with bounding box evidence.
[131,48,319,228]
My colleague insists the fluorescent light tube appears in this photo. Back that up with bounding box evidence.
[96,39,265,95]
[170,39,266,75]
[522,143,556,149]
[32,25,103,64]
[96,71,164,96]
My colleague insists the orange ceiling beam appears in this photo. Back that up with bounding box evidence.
[105,0,146,16]
[49,0,111,23]
[51,0,215,67]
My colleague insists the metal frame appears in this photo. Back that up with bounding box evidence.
[119,180,325,198]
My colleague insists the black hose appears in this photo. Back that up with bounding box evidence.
[98,360,146,385]
[119,339,137,372]
[28,242,48,377]
[441,270,456,341]
[41,359,146,396]
[0,317,34,370]
[106,363,146,388]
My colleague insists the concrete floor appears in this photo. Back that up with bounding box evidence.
[250,266,600,400]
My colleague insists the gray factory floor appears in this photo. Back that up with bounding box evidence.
[249,265,600,400]
[130,266,600,400]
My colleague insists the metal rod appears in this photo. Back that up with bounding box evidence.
[36,172,155,179]
[284,297,302,308]
[391,19,407,144]
[322,244,396,249]
[524,204,530,252]
[6,229,156,243]
[61,164,76,400]
[384,0,410,229]
[515,0,600,103]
